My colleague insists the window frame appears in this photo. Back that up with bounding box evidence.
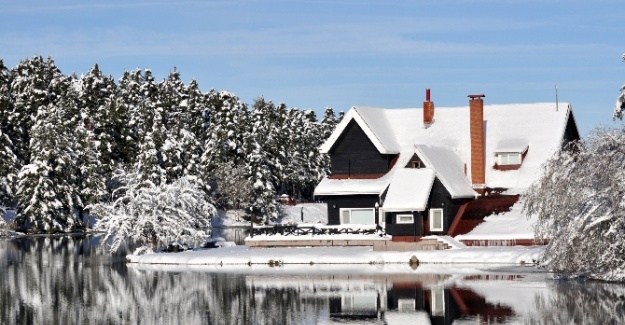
[339,208,376,225]
[396,214,414,224]
[429,208,444,232]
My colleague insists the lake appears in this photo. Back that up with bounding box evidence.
[1,233,625,324]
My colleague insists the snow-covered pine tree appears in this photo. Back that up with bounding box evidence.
[133,69,167,185]
[320,106,337,140]
[70,78,108,226]
[157,69,203,183]
[8,56,62,163]
[116,69,144,166]
[93,169,216,252]
[200,90,248,179]
[243,138,277,221]
[78,64,117,171]
[248,98,286,192]
[0,60,18,205]
[14,76,81,233]
[524,126,625,281]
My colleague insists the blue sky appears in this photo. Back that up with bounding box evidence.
[1,0,623,135]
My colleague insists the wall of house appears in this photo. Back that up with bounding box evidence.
[329,120,395,175]
[562,113,581,146]
[324,195,380,225]
[384,211,423,236]
[426,178,467,235]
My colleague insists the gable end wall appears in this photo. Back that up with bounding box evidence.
[329,120,394,175]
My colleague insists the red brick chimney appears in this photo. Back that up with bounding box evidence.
[468,94,486,192]
[423,88,434,125]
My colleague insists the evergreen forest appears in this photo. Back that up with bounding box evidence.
[0,56,340,233]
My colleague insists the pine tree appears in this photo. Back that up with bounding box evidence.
[0,60,18,205]
[133,69,167,185]
[78,64,117,171]
[200,90,248,178]
[8,56,63,163]
[14,76,80,233]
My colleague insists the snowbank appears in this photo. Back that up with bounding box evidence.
[455,200,536,241]
[127,245,543,266]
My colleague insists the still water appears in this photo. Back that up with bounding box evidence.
[1,232,625,324]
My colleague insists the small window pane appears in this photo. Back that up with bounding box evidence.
[341,210,351,224]
[509,153,521,164]
[350,209,375,224]
[397,214,414,224]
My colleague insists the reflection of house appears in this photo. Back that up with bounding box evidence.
[314,91,579,241]
[326,279,516,324]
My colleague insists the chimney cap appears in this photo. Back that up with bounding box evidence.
[468,94,485,99]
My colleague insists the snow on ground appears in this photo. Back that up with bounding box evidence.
[455,200,536,241]
[127,244,543,266]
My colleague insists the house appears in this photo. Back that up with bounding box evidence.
[313,90,579,242]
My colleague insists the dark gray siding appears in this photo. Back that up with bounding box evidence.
[426,178,467,235]
[329,120,394,175]
[324,195,380,225]
[384,211,423,236]
[562,112,581,146]
[383,178,468,236]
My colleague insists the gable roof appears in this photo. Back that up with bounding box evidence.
[320,106,401,154]
[382,168,435,212]
[317,102,577,195]
[414,145,477,199]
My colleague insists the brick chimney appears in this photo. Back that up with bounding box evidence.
[423,88,434,126]
[468,94,486,192]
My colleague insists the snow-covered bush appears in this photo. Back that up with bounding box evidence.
[525,127,625,281]
[93,169,216,253]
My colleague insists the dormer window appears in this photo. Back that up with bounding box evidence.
[497,153,522,166]
[411,161,422,169]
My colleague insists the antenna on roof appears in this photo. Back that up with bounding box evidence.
[555,84,559,112]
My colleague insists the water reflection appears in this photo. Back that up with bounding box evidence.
[1,235,625,324]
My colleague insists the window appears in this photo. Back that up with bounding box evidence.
[430,289,445,316]
[429,208,444,232]
[411,161,422,168]
[342,293,377,311]
[497,153,522,165]
[396,214,414,224]
[340,208,375,224]
[398,298,416,312]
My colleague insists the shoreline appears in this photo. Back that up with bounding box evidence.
[126,245,544,267]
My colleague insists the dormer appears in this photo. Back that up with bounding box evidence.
[493,139,529,171]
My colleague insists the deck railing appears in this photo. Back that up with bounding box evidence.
[250,225,380,237]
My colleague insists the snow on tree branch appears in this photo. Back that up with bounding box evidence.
[93,169,216,253]
[524,126,625,281]
[614,53,625,120]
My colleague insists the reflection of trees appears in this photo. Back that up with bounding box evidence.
[0,237,325,324]
[525,281,625,324]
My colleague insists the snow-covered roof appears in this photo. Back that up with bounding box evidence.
[414,145,477,199]
[314,152,412,196]
[320,106,401,154]
[382,168,435,212]
[494,138,529,154]
[317,102,575,195]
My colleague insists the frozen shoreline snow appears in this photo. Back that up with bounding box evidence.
[127,245,543,267]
